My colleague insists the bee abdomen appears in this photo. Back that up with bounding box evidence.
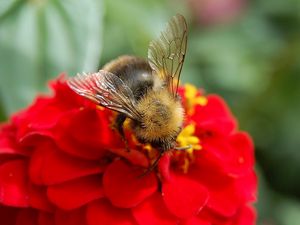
[103,55,153,100]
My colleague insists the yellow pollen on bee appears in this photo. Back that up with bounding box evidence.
[184,84,208,115]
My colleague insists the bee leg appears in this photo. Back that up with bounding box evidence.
[138,150,164,178]
[115,113,130,152]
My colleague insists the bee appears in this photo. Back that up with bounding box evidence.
[68,14,188,169]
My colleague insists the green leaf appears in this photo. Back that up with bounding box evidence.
[0,0,103,116]
[275,198,300,225]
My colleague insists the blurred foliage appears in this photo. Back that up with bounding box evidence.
[1,0,300,224]
[0,0,103,114]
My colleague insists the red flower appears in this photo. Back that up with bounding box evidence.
[0,76,257,225]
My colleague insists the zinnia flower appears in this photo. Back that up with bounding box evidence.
[0,75,256,225]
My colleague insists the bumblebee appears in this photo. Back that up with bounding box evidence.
[68,14,188,168]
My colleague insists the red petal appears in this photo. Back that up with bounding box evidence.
[108,148,149,168]
[47,175,104,210]
[132,193,178,225]
[188,166,241,217]
[87,200,136,225]
[43,152,104,185]
[235,172,257,203]
[233,205,256,225]
[29,140,105,185]
[195,95,236,123]
[0,159,29,207]
[0,123,30,156]
[53,109,117,160]
[38,212,55,225]
[28,145,44,185]
[162,173,209,219]
[0,155,53,211]
[195,119,235,140]
[0,205,19,225]
[28,184,54,212]
[227,132,255,176]
[198,132,254,177]
[103,160,158,208]
[55,207,88,225]
[182,216,211,225]
[12,77,89,141]
[16,208,38,225]
[207,181,240,217]
[13,97,69,142]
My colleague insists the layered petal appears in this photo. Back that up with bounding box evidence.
[47,175,104,210]
[15,209,38,225]
[0,160,29,207]
[103,160,157,208]
[192,95,236,134]
[132,193,178,225]
[162,173,209,219]
[0,205,19,225]
[29,140,105,185]
[188,165,243,217]
[87,200,136,225]
[38,212,55,225]
[55,207,87,225]
[53,108,117,160]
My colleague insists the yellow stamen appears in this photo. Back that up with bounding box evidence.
[184,83,208,115]
[195,96,208,106]
[175,124,202,173]
[176,124,201,156]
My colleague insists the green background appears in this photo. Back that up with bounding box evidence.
[1,0,300,224]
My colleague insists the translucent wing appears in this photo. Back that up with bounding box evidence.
[68,70,142,121]
[148,14,188,97]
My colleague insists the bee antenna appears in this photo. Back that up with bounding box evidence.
[174,145,192,151]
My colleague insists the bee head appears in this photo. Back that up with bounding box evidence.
[131,89,184,150]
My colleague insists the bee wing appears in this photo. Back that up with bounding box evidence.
[148,14,188,97]
[68,70,142,121]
